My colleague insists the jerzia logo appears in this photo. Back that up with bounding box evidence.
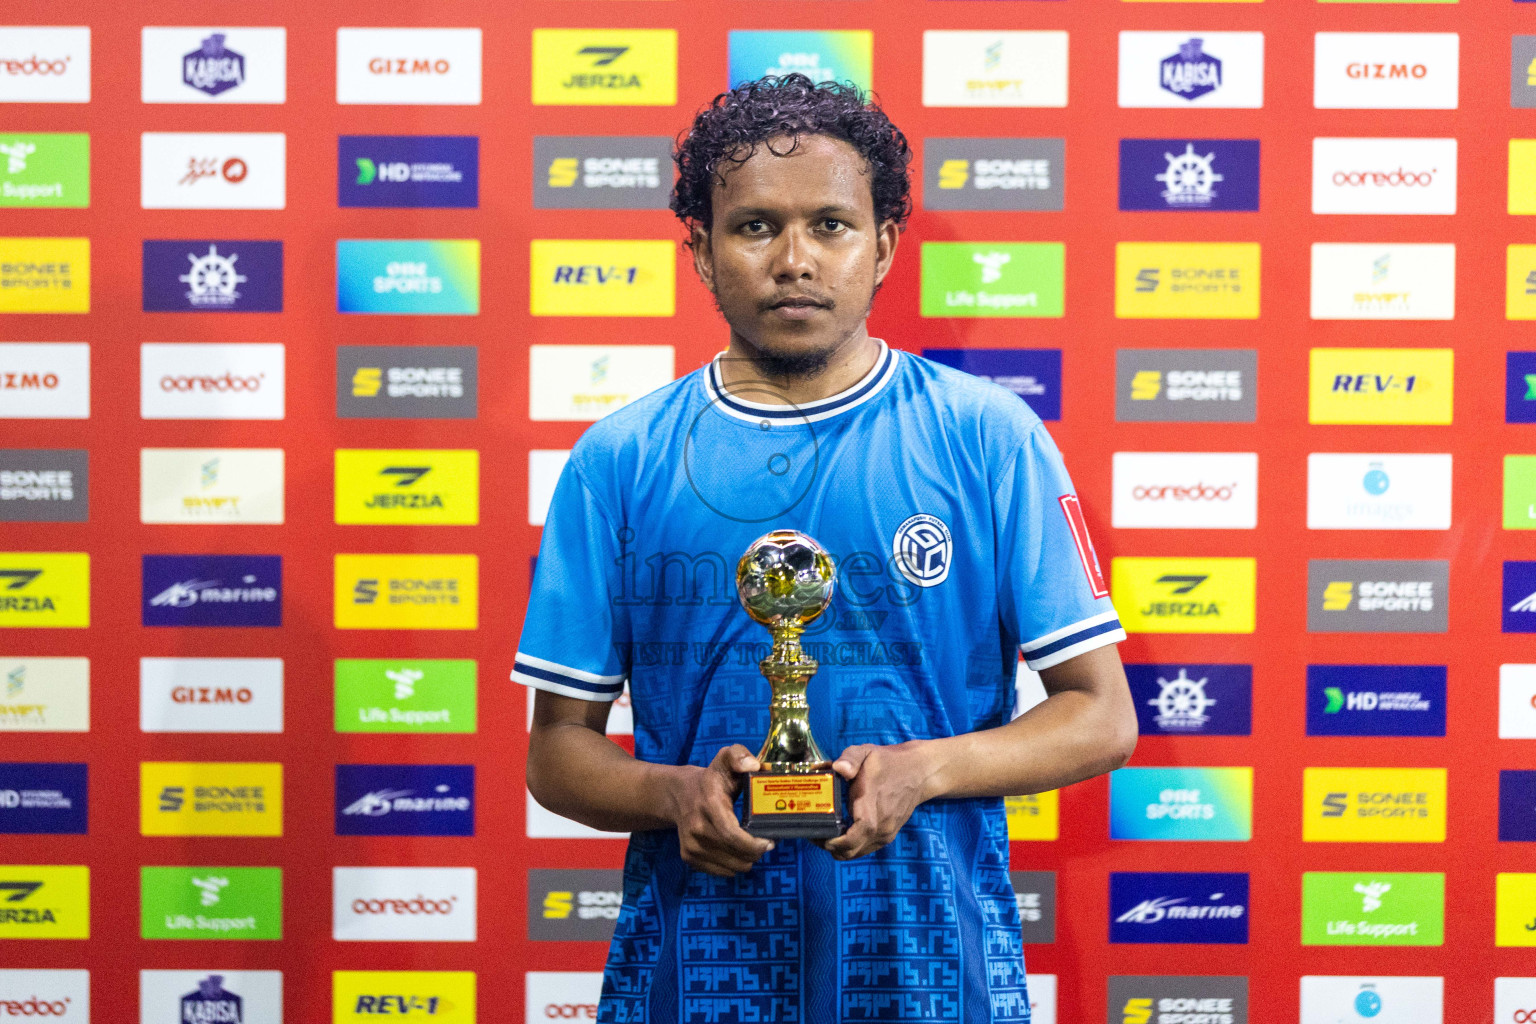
[531,29,677,106]
[1113,557,1255,634]
[1110,872,1249,944]
[335,449,478,525]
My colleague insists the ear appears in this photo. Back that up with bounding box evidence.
[690,222,716,294]
[872,219,900,290]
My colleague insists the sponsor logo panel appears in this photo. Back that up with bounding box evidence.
[1115,243,1259,319]
[1514,141,1536,215]
[140,132,285,210]
[1299,976,1443,1023]
[1510,352,1536,424]
[1004,791,1059,841]
[333,866,476,942]
[0,552,89,628]
[1109,873,1249,944]
[1108,766,1253,841]
[1010,871,1056,944]
[335,658,476,734]
[0,657,88,732]
[1301,873,1444,945]
[0,865,88,939]
[334,554,478,630]
[141,448,283,524]
[1312,137,1456,215]
[0,28,91,103]
[533,136,671,210]
[335,764,474,837]
[530,29,676,106]
[529,345,675,421]
[140,866,281,940]
[338,135,477,209]
[525,973,601,1024]
[1303,767,1446,842]
[1305,665,1446,736]
[527,450,569,526]
[1508,245,1536,319]
[1112,452,1257,529]
[1126,664,1252,736]
[922,31,1068,108]
[1111,557,1256,634]
[0,237,88,313]
[0,969,88,1020]
[0,133,88,207]
[920,242,1064,318]
[140,342,284,420]
[923,138,1064,212]
[336,345,477,420]
[0,763,85,834]
[1306,559,1448,633]
[141,554,281,628]
[139,657,283,734]
[1115,349,1255,422]
[1118,139,1259,212]
[140,762,282,837]
[1505,561,1536,633]
[333,971,476,1023]
[1514,37,1536,108]
[0,449,86,522]
[526,790,629,839]
[528,869,623,942]
[139,970,281,1024]
[1495,977,1536,1023]
[335,28,481,105]
[1500,664,1536,739]
[1306,453,1452,530]
[728,30,872,91]
[1107,976,1248,1024]
[0,343,89,419]
[1117,33,1264,108]
[336,239,479,315]
[1313,33,1458,110]
[1310,243,1455,320]
[529,240,673,317]
[141,27,286,103]
[1308,348,1452,424]
[922,348,1061,421]
[142,239,282,312]
[335,449,477,525]
[1500,772,1536,842]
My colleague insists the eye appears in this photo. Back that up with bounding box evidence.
[822,218,845,231]
[741,219,770,234]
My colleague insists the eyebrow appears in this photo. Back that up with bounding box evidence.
[725,204,859,219]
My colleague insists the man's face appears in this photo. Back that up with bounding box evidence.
[691,133,898,370]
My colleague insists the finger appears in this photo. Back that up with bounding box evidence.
[824,817,878,860]
[710,744,760,784]
[699,800,775,860]
[832,744,874,779]
[681,829,765,875]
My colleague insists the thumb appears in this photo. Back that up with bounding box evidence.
[713,743,760,779]
[832,745,874,780]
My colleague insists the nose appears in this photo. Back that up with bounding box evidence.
[770,225,815,282]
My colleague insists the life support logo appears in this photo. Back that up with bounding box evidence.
[892,513,951,588]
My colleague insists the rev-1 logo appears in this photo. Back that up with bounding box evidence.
[551,265,638,285]
[1332,373,1417,393]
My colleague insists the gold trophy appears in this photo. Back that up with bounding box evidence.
[736,529,848,839]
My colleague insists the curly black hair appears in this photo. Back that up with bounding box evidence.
[671,74,913,242]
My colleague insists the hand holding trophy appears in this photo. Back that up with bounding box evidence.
[735,529,849,839]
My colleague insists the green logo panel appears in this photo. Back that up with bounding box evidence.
[141,866,282,940]
[1506,456,1536,530]
[0,133,89,208]
[920,242,1065,318]
[334,658,477,733]
[1301,871,1443,946]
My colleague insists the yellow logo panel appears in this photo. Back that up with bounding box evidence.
[0,866,88,939]
[0,553,89,628]
[1111,557,1256,634]
[334,554,479,630]
[532,29,678,107]
[1308,348,1453,425]
[1115,242,1260,319]
[1496,874,1536,947]
[333,972,477,1023]
[1005,790,1059,840]
[140,762,283,837]
[530,240,675,317]
[1511,141,1536,215]
[0,238,89,313]
[335,450,479,525]
[1508,245,1536,319]
[1303,767,1446,843]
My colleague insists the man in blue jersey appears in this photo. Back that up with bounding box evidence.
[519,75,1137,1022]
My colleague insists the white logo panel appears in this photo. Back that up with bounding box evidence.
[140,131,286,209]
[1314,33,1458,110]
[336,28,482,105]
[1118,32,1264,109]
[0,656,89,732]
[527,449,570,527]
[141,27,286,103]
[1111,452,1258,530]
[140,343,285,421]
[1500,665,1536,740]
[139,970,281,1024]
[1306,453,1452,530]
[1496,978,1536,1024]
[141,448,284,524]
[0,969,89,1021]
[333,867,477,942]
[140,657,283,734]
[921,31,1068,108]
[1312,138,1457,215]
[526,972,602,1024]
[1299,976,1442,1024]
[529,345,674,422]
[1027,974,1056,1024]
[1310,243,1455,320]
[0,28,90,103]
[526,791,628,840]
[0,343,89,419]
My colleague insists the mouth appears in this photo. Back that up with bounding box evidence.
[765,295,832,320]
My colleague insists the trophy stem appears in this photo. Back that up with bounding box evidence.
[754,624,830,772]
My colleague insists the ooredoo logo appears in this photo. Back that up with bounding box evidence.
[0,970,88,1020]
[333,867,475,942]
[0,29,90,103]
[525,973,602,1024]
[140,343,284,420]
[350,894,457,915]
[1312,138,1457,215]
[158,371,264,392]
[1112,453,1257,529]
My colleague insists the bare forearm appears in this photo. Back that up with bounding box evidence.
[527,721,687,833]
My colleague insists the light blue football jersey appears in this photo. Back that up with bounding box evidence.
[515,340,1124,1023]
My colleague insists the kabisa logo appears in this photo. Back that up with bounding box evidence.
[0,237,89,314]
[0,867,88,939]
[182,34,243,96]
[335,449,478,526]
[921,31,1069,108]
[334,554,479,630]
[528,869,624,942]
[336,764,474,837]
[1304,767,1447,843]
[531,29,677,106]
[140,762,282,837]
[529,240,675,317]
[1115,243,1260,319]
[333,971,477,1023]
[1119,139,1260,212]
[139,865,282,940]
[1307,559,1448,633]
[1307,665,1447,737]
[1308,348,1453,425]
[1499,771,1536,842]
[1301,872,1444,946]
[1109,976,1248,1024]
[0,133,89,208]
[0,554,89,628]
[1118,32,1263,109]
[141,239,283,312]
[922,138,1064,212]
[336,346,477,420]
[1116,349,1256,423]
[1109,766,1253,841]
[1505,561,1536,633]
[1162,39,1222,100]
[1009,871,1057,945]
[336,239,480,315]
[919,242,1065,318]
[727,30,873,91]
[141,554,280,627]
[0,763,86,835]
[181,975,242,1023]
[339,136,478,209]
[1311,138,1457,215]
[532,136,672,210]
[1126,664,1252,736]
[891,513,952,589]
[1112,557,1256,634]
[336,28,482,105]
[335,658,477,735]
[1110,873,1249,945]
[921,348,1061,421]
[0,450,87,523]
[332,867,477,942]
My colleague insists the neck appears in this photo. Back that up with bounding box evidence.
[716,327,880,407]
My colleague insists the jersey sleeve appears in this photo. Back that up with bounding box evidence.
[995,422,1126,671]
[512,461,630,702]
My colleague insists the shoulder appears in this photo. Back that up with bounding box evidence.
[562,366,706,502]
[894,350,1047,460]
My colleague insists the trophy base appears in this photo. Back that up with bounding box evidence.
[741,767,848,839]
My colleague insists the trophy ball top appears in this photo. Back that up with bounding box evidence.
[736,529,836,628]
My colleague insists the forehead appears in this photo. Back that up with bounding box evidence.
[712,133,873,213]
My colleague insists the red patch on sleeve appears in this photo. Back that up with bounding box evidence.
[1058,494,1109,598]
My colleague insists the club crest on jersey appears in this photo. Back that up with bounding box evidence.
[893,513,952,588]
